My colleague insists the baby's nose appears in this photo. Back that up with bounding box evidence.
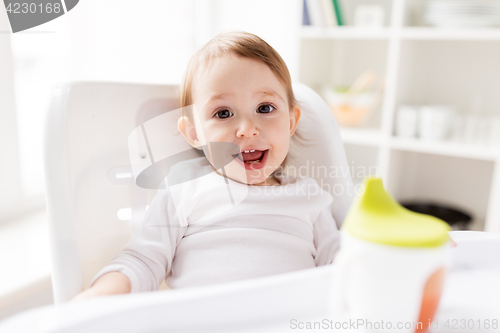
[236,119,259,138]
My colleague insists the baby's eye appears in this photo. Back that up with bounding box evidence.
[214,109,234,119]
[257,104,276,114]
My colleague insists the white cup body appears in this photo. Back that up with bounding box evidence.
[418,105,455,141]
[395,105,418,138]
[328,231,451,333]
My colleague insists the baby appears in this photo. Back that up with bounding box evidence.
[72,31,340,301]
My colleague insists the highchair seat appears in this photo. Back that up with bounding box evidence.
[43,81,355,304]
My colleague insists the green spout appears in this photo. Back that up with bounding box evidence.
[342,178,451,247]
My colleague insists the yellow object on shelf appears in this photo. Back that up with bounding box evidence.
[331,102,373,127]
[322,70,383,127]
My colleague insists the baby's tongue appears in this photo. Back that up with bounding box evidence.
[242,150,264,162]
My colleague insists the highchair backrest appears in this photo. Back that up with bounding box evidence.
[44,81,354,304]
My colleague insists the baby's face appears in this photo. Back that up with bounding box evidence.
[179,54,300,185]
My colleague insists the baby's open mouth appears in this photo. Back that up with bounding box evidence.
[233,149,268,164]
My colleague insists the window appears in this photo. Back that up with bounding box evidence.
[1,0,197,223]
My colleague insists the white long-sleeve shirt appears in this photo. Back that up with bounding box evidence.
[90,157,340,292]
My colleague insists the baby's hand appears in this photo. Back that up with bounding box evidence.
[70,287,103,303]
[70,271,132,303]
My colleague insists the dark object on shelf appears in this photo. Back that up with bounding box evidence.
[401,202,472,230]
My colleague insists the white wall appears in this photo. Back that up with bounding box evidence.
[68,0,197,84]
[209,0,303,80]
[2,0,200,216]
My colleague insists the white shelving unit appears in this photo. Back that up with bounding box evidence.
[296,0,500,232]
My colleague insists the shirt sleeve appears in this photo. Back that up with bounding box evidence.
[89,186,188,293]
[313,205,340,266]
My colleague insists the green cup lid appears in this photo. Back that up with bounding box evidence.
[343,178,451,248]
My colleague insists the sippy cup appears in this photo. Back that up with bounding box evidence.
[328,178,451,333]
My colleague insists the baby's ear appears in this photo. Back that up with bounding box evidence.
[178,116,202,149]
[289,105,301,136]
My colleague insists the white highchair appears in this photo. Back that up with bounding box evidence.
[42,81,355,305]
[1,81,500,332]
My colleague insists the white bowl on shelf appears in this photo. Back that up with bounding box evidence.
[424,0,500,28]
[322,86,381,127]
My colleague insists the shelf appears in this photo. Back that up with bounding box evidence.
[338,131,500,161]
[301,26,500,41]
[390,137,500,161]
[300,26,392,40]
[388,149,494,232]
[401,27,500,41]
[298,0,500,231]
[339,128,384,147]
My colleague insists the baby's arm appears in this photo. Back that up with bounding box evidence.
[313,205,341,266]
[71,272,131,302]
[71,187,187,302]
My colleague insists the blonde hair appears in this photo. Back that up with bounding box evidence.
[177,30,306,171]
